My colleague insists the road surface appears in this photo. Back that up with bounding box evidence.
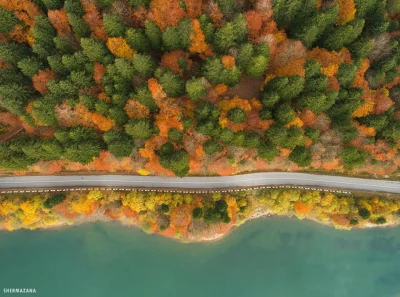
[0,173,399,193]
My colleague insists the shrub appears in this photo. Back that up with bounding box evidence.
[340,147,369,169]
[159,147,190,177]
[204,140,223,155]
[350,219,359,225]
[160,204,169,213]
[289,146,312,167]
[305,127,320,141]
[44,193,66,209]
[358,207,371,219]
[103,130,134,158]
[258,142,279,161]
[168,128,183,142]
[193,207,203,219]
[376,216,387,224]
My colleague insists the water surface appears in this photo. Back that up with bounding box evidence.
[1,218,400,297]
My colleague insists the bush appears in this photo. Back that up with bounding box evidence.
[340,147,369,169]
[160,204,169,213]
[350,219,359,225]
[289,146,312,167]
[103,130,134,158]
[376,216,387,224]
[204,140,223,155]
[192,207,203,219]
[44,193,66,209]
[168,128,183,142]
[305,127,320,141]
[258,142,279,161]
[358,207,371,219]
[158,145,190,177]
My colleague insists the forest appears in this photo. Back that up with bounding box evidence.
[0,0,400,177]
[1,187,399,240]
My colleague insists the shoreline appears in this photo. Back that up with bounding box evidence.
[2,209,399,243]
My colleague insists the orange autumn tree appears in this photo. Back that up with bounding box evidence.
[161,50,191,76]
[124,100,150,119]
[337,0,356,25]
[81,1,107,40]
[244,10,263,40]
[32,69,55,94]
[189,19,209,55]
[221,55,235,69]
[91,113,115,131]
[294,201,313,215]
[0,0,41,44]
[308,47,352,77]
[170,203,191,233]
[149,0,186,30]
[93,63,106,85]
[48,9,71,35]
[0,0,41,28]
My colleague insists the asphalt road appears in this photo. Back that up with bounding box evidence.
[0,172,399,193]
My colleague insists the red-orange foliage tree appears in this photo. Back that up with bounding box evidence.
[149,0,186,30]
[82,1,108,40]
[48,9,71,35]
[32,69,55,94]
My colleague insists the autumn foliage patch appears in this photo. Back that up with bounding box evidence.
[0,0,399,177]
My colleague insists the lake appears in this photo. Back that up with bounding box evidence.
[1,218,400,297]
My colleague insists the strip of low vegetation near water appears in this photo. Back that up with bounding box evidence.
[0,188,399,242]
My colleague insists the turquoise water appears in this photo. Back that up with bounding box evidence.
[1,218,400,297]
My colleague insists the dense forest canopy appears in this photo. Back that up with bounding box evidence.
[0,0,399,177]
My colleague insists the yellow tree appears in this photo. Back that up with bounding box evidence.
[107,37,135,60]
